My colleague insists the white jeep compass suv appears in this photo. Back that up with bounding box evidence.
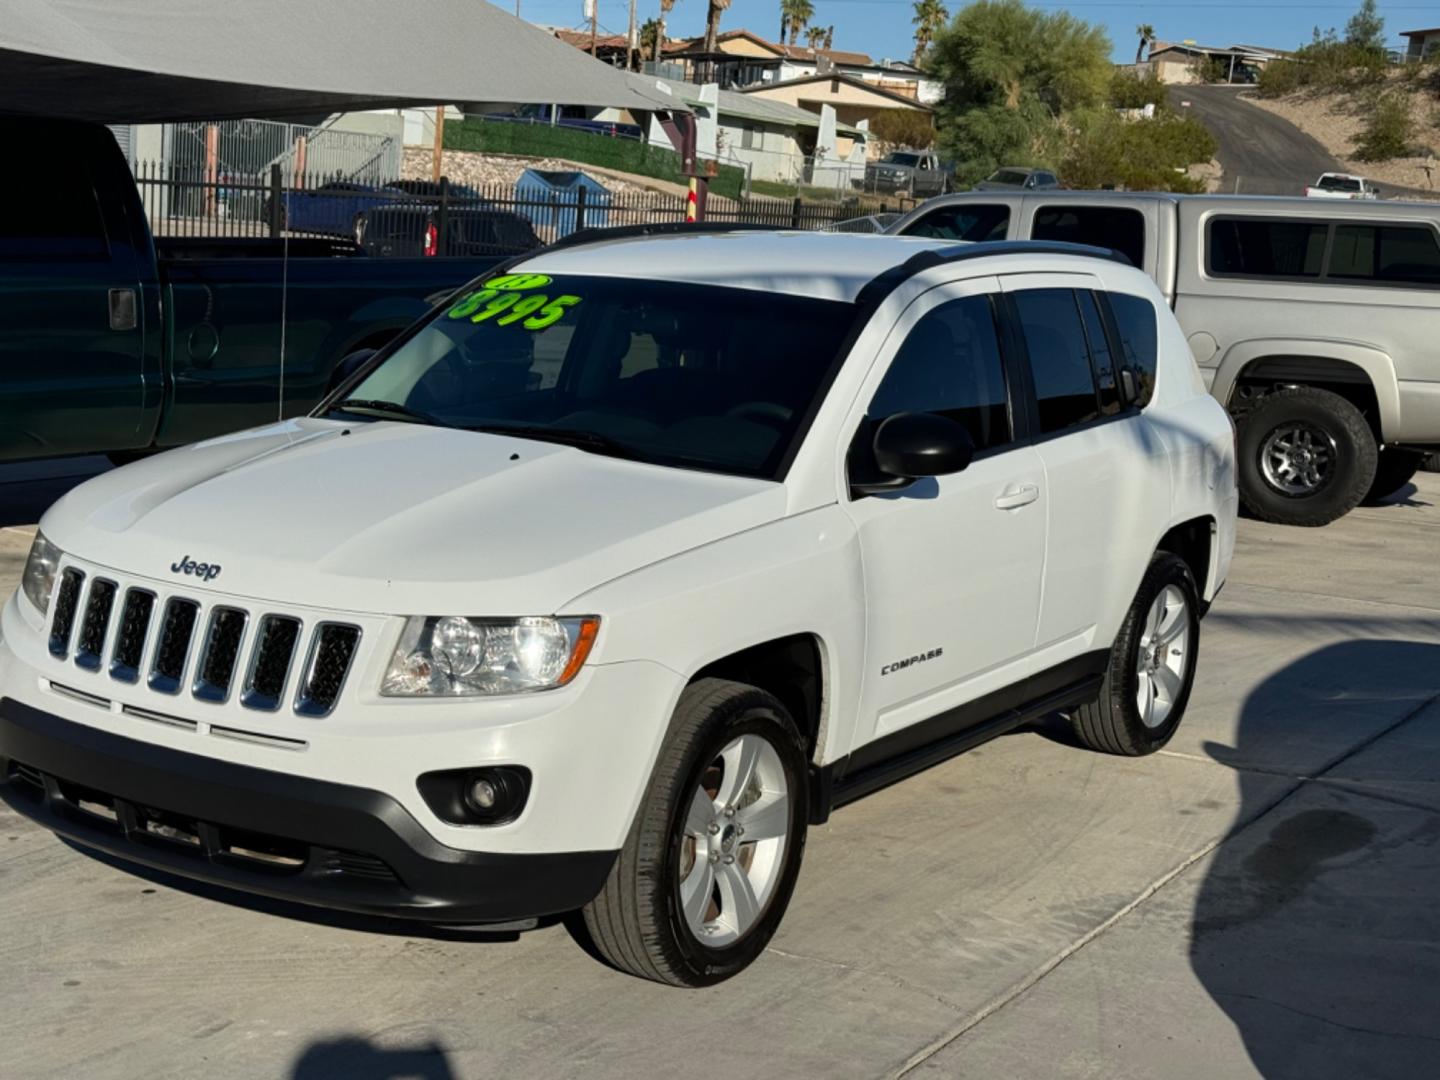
[0,230,1237,986]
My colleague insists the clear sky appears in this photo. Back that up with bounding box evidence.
[512,0,1432,67]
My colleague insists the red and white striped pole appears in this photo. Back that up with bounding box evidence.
[685,177,699,222]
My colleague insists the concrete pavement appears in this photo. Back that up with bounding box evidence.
[1,473,1438,1079]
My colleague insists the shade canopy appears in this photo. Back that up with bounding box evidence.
[0,0,685,123]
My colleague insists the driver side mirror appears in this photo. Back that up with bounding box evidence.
[867,412,975,489]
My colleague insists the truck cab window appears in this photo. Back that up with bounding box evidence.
[904,205,1009,243]
[867,295,1012,451]
[1032,206,1145,269]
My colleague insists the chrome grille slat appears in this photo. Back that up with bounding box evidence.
[295,623,361,718]
[109,588,156,683]
[149,598,200,695]
[241,615,302,712]
[193,607,248,703]
[74,579,117,671]
[48,568,85,658]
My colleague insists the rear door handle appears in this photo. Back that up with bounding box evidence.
[994,483,1040,510]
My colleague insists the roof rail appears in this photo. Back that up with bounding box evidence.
[539,220,788,255]
[855,239,1133,308]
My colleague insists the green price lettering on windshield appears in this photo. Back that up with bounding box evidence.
[446,285,582,331]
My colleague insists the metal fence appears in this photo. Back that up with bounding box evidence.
[133,166,909,252]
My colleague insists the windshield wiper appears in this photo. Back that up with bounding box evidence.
[329,398,454,428]
[465,422,640,459]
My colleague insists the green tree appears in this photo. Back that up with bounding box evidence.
[640,17,662,60]
[928,0,1112,181]
[1134,22,1154,65]
[1344,0,1385,52]
[787,0,815,48]
[869,109,937,150]
[911,0,950,65]
[823,25,834,48]
[807,25,825,49]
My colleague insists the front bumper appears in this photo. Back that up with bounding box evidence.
[0,697,617,923]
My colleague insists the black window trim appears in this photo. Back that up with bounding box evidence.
[1203,213,1440,291]
[1094,290,1151,414]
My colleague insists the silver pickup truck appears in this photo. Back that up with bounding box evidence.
[888,192,1440,525]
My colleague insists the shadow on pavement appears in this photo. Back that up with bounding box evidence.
[291,1035,456,1080]
[1191,640,1440,1078]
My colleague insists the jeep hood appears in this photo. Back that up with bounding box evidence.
[42,419,788,615]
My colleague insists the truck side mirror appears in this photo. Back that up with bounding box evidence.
[873,412,975,479]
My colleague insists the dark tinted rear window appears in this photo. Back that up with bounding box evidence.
[1108,292,1159,408]
[903,204,1009,242]
[1208,218,1326,278]
[0,164,108,259]
[1327,224,1440,285]
[1012,289,1103,434]
[1032,206,1145,269]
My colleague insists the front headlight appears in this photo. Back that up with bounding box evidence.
[381,615,600,697]
[20,532,63,614]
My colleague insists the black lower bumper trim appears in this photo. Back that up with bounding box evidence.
[0,697,616,923]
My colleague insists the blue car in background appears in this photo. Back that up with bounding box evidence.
[277,180,396,239]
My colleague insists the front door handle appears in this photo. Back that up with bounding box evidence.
[994,483,1040,510]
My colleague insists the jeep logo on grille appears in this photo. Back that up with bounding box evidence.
[170,555,221,583]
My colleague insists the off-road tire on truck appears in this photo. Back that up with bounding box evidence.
[1071,553,1200,757]
[1362,447,1427,505]
[1235,386,1377,527]
[582,679,809,987]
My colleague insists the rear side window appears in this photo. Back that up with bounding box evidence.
[0,164,108,259]
[1207,218,1326,278]
[1327,224,1440,285]
[1075,291,1122,416]
[1031,206,1146,269]
[869,295,1012,451]
[1011,289,1105,434]
[903,204,1009,243]
[1107,292,1160,409]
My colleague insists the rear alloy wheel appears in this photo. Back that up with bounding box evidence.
[1072,553,1200,756]
[582,679,808,986]
[1236,386,1377,527]
[1361,447,1426,505]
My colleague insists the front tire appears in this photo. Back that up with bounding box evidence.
[582,679,809,986]
[1072,553,1200,756]
[1236,386,1377,527]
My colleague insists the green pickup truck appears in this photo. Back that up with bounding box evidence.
[0,118,509,463]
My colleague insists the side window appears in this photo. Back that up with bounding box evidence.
[0,163,108,260]
[1107,292,1159,409]
[902,204,1009,242]
[1207,218,1326,278]
[1011,289,1103,433]
[868,295,1012,451]
[1031,206,1146,269]
[1075,291,1122,416]
[1327,224,1440,285]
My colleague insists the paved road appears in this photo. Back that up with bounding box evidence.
[2,476,1440,1078]
[1172,85,1343,196]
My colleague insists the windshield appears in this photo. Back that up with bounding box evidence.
[336,273,855,478]
[991,170,1029,185]
[1318,175,1362,192]
[885,153,921,167]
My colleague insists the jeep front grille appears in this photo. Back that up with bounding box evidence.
[48,568,85,657]
[74,579,117,671]
[45,572,360,719]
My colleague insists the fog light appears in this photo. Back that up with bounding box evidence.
[466,777,499,813]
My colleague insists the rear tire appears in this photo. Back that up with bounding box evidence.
[582,679,809,986]
[1362,447,1425,504]
[1072,553,1200,757]
[1235,386,1377,527]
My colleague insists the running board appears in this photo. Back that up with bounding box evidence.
[814,674,1103,821]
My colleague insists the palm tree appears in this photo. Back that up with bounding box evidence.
[702,0,731,59]
[911,0,949,65]
[654,0,676,62]
[788,0,815,50]
[779,0,798,45]
[823,25,834,49]
[806,25,825,49]
[1135,23,1155,65]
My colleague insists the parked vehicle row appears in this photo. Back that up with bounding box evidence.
[888,191,1440,525]
[0,229,1237,987]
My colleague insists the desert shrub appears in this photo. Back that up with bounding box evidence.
[1256,37,1387,98]
[1355,92,1416,160]
[1062,111,1216,191]
[1109,69,1169,111]
[868,109,937,151]
[1257,60,1305,98]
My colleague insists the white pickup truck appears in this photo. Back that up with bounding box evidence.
[1304,173,1379,200]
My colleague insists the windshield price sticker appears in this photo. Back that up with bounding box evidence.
[447,275,580,331]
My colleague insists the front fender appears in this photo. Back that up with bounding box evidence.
[1210,338,1400,438]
